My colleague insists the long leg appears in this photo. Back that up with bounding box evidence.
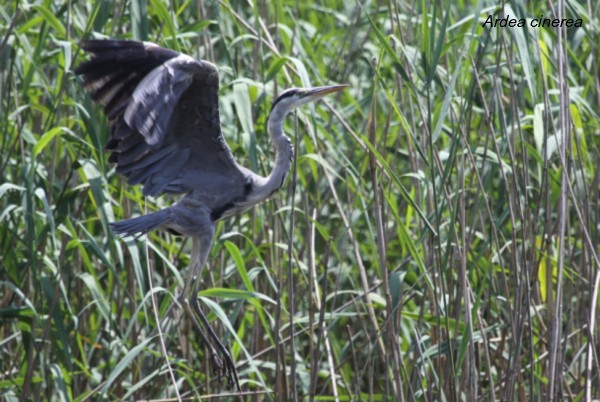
[185,228,240,391]
[189,293,240,389]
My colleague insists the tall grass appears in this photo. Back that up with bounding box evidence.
[1,0,599,401]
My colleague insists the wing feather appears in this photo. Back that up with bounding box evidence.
[75,39,246,197]
[115,132,144,152]
[123,58,194,146]
[117,143,177,174]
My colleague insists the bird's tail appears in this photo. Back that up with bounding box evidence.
[110,209,171,238]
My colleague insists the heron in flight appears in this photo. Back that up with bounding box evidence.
[75,39,346,389]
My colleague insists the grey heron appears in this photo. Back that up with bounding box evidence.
[75,39,346,390]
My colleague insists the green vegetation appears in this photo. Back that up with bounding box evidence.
[1,0,599,400]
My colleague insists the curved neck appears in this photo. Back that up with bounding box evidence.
[253,106,294,200]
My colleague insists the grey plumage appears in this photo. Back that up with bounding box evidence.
[75,39,346,390]
[110,208,171,238]
[77,40,243,202]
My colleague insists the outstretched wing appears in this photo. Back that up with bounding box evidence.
[75,40,246,197]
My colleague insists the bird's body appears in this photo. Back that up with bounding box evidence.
[75,39,345,389]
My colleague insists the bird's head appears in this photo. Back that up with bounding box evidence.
[270,84,348,115]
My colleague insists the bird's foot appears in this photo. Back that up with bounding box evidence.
[207,345,239,390]
[186,295,241,391]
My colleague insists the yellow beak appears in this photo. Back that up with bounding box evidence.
[304,84,348,99]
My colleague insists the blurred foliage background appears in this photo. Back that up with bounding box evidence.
[1,0,599,400]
